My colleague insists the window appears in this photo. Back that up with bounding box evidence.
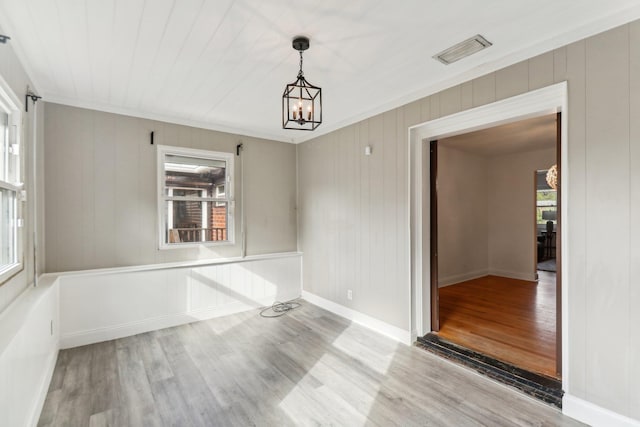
[536,170,557,226]
[0,91,23,283]
[157,145,234,249]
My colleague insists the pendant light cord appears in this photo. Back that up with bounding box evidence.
[298,51,304,77]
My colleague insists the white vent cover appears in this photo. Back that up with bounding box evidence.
[433,35,492,65]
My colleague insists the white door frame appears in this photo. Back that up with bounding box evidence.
[408,81,569,391]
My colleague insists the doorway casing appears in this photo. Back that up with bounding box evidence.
[408,81,569,392]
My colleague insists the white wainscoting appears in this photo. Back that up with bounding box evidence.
[0,253,300,426]
[58,252,302,349]
[0,276,59,427]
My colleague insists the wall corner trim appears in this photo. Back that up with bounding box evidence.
[563,394,640,427]
[301,290,412,345]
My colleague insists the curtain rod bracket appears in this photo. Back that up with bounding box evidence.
[25,90,42,112]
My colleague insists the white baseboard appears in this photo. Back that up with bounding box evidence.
[301,290,412,345]
[60,296,295,349]
[563,394,640,427]
[488,269,537,282]
[438,270,488,287]
[28,349,59,427]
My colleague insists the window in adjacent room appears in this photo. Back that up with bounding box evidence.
[0,92,23,284]
[536,170,557,227]
[157,145,234,249]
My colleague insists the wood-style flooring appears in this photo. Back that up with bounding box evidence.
[437,273,557,378]
[38,300,580,426]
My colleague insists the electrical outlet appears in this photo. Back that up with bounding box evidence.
[347,289,353,300]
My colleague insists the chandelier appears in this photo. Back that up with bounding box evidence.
[282,36,322,130]
[546,164,558,190]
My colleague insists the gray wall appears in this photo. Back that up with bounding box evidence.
[0,24,43,313]
[487,147,555,280]
[44,103,297,272]
[437,145,488,286]
[298,20,640,420]
[437,146,555,285]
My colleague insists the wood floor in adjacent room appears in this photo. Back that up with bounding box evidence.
[37,301,579,427]
[437,273,557,378]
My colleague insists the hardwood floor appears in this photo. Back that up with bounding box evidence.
[437,273,557,378]
[37,300,580,426]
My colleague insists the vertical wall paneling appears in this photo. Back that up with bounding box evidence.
[44,104,297,272]
[528,51,555,90]
[396,106,408,329]
[565,39,587,397]
[429,93,440,121]
[297,20,640,423]
[439,86,461,118]
[383,111,397,316]
[495,61,529,100]
[359,120,371,313]
[584,26,630,414]
[404,102,421,332]
[471,73,496,107]
[629,20,640,422]
[93,111,117,264]
[460,81,473,111]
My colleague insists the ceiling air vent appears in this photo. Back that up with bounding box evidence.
[433,35,492,65]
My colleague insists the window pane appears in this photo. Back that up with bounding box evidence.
[0,188,17,269]
[165,200,228,244]
[164,154,226,198]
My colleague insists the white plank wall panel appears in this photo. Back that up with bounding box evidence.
[44,103,298,272]
[20,0,68,94]
[108,0,146,106]
[584,25,630,415]
[58,254,302,348]
[297,20,640,423]
[0,279,59,427]
[629,20,640,422]
[86,0,115,104]
[122,0,175,109]
[57,0,92,100]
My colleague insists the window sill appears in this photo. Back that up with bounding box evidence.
[158,240,235,251]
[0,263,23,286]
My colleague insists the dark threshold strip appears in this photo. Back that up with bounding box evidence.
[416,333,563,408]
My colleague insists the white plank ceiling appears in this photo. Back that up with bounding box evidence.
[1,0,639,143]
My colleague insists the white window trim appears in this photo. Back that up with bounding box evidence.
[0,75,24,284]
[156,145,234,250]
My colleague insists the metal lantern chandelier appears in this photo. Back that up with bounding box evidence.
[282,36,322,130]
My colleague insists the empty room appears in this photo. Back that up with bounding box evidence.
[0,1,639,426]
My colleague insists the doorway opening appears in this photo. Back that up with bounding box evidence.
[409,82,568,403]
[428,112,561,378]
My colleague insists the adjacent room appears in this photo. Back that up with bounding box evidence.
[1,1,640,426]
[426,114,560,385]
